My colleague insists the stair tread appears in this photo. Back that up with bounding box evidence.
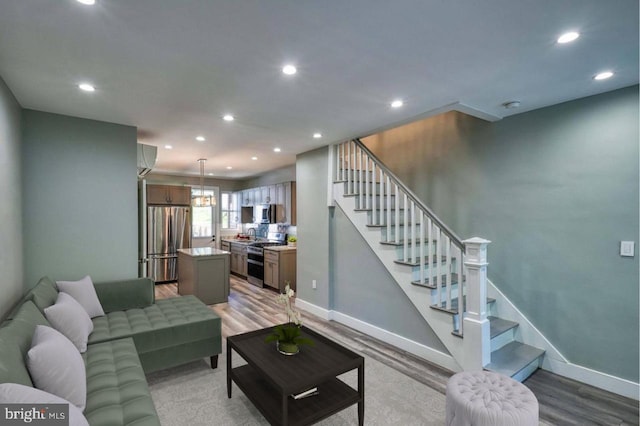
[431,296,495,314]
[394,255,454,266]
[381,239,435,247]
[411,273,463,289]
[489,316,519,339]
[485,341,545,378]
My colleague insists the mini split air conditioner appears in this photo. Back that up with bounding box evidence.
[137,144,157,178]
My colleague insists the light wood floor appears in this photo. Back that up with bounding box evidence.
[156,276,639,426]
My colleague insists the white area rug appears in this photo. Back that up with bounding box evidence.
[147,345,446,425]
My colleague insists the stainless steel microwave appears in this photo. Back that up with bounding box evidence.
[256,204,282,224]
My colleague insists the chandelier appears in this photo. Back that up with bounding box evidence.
[192,158,215,207]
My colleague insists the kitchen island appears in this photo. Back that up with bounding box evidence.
[177,247,230,305]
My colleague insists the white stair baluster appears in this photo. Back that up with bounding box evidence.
[396,192,410,262]
[445,236,452,311]
[393,183,399,243]
[419,212,425,285]
[458,244,464,335]
[411,201,417,263]
[435,227,441,307]
[365,156,369,210]
[371,162,377,224]
[347,141,351,194]
[386,175,392,241]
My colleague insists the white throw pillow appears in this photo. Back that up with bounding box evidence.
[0,383,89,426]
[27,325,87,411]
[45,292,94,353]
[56,275,105,318]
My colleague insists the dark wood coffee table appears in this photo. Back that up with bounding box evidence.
[227,325,364,426]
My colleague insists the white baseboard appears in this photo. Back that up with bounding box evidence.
[296,298,461,373]
[295,298,333,321]
[544,357,639,400]
[297,298,639,400]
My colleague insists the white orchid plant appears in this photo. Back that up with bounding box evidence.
[265,282,314,351]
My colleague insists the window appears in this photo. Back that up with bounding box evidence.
[221,192,238,229]
[191,188,215,238]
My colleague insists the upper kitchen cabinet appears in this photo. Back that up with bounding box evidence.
[147,184,191,206]
[234,181,296,224]
[285,181,296,225]
[241,189,254,206]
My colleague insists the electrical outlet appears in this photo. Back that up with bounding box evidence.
[620,241,635,257]
[312,279,317,289]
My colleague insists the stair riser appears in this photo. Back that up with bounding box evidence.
[491,328,516,352]
[366,211,416,226]
[354,196,406,210]
[381,226,439,241]
[511,357,543,382]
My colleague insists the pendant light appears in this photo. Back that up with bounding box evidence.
[192,158,215,207]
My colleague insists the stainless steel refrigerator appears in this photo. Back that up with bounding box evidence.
[147,206,191,282]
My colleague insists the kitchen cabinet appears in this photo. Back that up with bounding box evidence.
[241,190,253,206]
[177,248,230,304]
[233,181,296,224]
[252,188,264,204]
[147,184,191,206]
[263,247,296,292]
[230,242,248,277]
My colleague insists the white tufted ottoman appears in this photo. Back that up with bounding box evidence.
[445,371,539,426]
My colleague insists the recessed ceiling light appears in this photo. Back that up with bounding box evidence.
[78,83,95,92]
[76,0,95,5]
[313,133,322,139]
[226,166,233,170]
[208,173,214,176]
[164,145,173,150]
[557,31,580,44]
[273,147,281,153]
[223,114,234,122]
[196,136,205,142]
[593,71,614,80]
[390,99,403,108]
[251,156,258,161]
[282,64,297,75]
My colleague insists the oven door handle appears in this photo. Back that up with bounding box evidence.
[247,259,263,266]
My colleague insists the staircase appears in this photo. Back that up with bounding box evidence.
[330,139,545,381]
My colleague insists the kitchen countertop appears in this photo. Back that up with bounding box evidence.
[221,238,256,245]
[264,245,297,252]
[178,247,230,257]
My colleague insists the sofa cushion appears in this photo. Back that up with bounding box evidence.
[27,325,87,411]
[83,338,160,426]
[45,292,94,352]
[89,296,220,355]
[24,277,59,314]
[0,383,89,426]
[57,276,105,318]
[0,301,50,387]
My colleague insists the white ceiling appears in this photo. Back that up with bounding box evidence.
[0,1,637,178]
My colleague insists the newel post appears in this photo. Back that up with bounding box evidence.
[462,237,491,371]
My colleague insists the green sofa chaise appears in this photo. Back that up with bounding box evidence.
[0,276,222,426]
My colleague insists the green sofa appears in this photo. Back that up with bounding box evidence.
[0,276,222,426]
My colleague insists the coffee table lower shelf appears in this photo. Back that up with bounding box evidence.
[231,364,360,426]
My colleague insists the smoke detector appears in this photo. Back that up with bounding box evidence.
[502,101,521,109]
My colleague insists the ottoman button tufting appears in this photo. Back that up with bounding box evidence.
[445,371,539,426]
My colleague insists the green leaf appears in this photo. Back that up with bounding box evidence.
[294,337,315,347]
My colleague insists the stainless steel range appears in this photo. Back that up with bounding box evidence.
[246,232,286,287]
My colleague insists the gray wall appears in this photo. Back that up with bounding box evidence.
[22,110,138,286]
[331,205,448,352]
[362,86,639,381]
[296,147,330,308]
[0,76,23,319]
[241,164,296,189]
[297,145,448,353]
